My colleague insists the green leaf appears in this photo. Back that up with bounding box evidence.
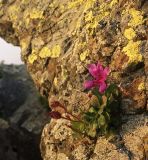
[89,107,97,113]
[71,121,85,133]
[98,115,106,127]
[84,112,96,123]
[90,95,100,108]
[105,84,118,98]
[87,123,97,138]
[104,112,110,122]
[92,88,102,103]
[72,132,83,139]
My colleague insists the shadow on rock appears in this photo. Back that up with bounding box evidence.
[0,125,42,160]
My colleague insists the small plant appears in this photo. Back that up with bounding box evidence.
[49,62,121,139]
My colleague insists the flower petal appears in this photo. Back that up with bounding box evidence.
[83,80,94,89]
[49,111,62,119]
[99,81,107,93]
[88,64,99,78]
[97,63,103,71]
[97,67,110,81]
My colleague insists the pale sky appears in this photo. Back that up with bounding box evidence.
[0,38,23,64]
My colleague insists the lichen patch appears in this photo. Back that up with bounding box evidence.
[124,28,136,40]
[122,40,142,63]
[39,45,61,58]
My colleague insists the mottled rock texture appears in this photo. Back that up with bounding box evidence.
[0,0,148,159]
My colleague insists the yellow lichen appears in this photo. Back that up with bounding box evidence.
[128,8,144,27]
[69,0,116,36]
[53,77,58,87]
[122,40,142,63]
[20,41,27,52]
[80,50,89,61]
[23,8,44,27]
[28,53,37,64]
[29,8,44,19]
[109,0,118,8]
[84,0,95,10]
[78,42,87,48]
[67,0,83,9]
[39,47,51,58]
[20,37,31,53]
[84,8,109,35]
[21,0,30,5]
[61,66,68,82]
[51,45,61,58]
[49,2,56,8]
[83,0,118,35]
[39,45,61,58]
[8,5,20,21]
[124,28,136,40]
[138,82,145,91]
[85,11,93,22]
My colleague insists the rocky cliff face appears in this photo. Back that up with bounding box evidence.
[0,64,49,160]
[0,0,148,159]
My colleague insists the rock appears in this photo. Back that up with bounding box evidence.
[0,0,147,159]
[121,114,148,160]
[0,64,49,134]
[0,124,42,160]
[40,119,95,160]
[0,1,147,114]
[40,114,148,160]
[0,64,49,160]
[90,138,129,160]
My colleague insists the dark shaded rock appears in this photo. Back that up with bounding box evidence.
[0,124,42,160]
[0,71,27,118]
[0,64,49,160]
[0,64,49,134]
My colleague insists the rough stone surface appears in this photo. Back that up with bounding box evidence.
[121,114,148,160]
[0,0,148,159]
[0,64,49,160]
[41,114,148,160]
[0,124,42,160]
[0,64,49,134]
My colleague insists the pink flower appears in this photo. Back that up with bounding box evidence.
[84,63,110,93]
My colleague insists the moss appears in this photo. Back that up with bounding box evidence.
[122,40,142,63]
[124,28,136,40]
